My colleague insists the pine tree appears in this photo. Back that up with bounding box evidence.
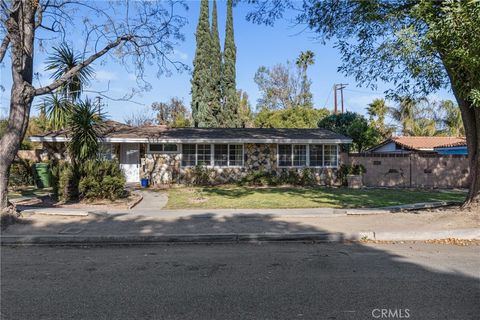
[191,0,213,127]
[210,0,222,122]
[221,0,241,127]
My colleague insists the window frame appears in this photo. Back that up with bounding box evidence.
[147,143,179,154]
[277,144,339,168]
[181,144,244,168]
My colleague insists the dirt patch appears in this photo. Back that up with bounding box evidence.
[14,192,141,211]
[189,197,208,204]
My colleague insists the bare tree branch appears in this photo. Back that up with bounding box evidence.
[0,33,9,62]
[34,34,133,96]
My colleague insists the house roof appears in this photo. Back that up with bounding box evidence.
[369,136,466,152]
[30,120,352,144]
[434,140,468,149]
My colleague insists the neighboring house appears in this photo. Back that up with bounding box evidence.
[434,140,468,155]
[367,136,466,154]
[30,120,352,185]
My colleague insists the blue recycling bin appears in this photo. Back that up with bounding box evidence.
[141,178,149,188]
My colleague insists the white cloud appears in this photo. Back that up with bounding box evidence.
[94,70,118,81]
[173,49,188,62]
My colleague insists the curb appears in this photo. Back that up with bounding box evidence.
[1,229,478,245]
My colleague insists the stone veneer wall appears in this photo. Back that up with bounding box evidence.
[140,143,343,186]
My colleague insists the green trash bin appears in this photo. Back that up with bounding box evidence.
[34,163,51,188]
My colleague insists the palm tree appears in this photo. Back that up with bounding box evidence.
[439,100,465,136]
[68,99,104,163]
[45,43,94,102]
[389,97,422,135]
[295,50,315,108]
[367,98,393,139]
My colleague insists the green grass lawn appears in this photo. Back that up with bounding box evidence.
[165,186,466,210]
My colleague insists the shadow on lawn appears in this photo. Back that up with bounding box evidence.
[1,210,479,319]
[199,186,466,208]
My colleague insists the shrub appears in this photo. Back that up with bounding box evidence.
[338,164,366,186]
[300,168,316,186]
[78,175,100,200]
[192,165,211,186]
[78,160,126,201]
[9,160,34,187]
[101,176,126,200]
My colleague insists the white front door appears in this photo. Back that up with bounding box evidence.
[120,143,140,183]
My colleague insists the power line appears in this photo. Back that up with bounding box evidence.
[322,86,333,110]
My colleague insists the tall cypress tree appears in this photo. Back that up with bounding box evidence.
[210,0,222,123]
[221,0,241,127]
[191,0,213,127]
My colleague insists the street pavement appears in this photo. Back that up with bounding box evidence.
[1,242,479,320]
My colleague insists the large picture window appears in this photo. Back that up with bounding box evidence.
[182,144,244,167]
[279,144,338,168]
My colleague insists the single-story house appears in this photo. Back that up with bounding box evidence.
[30,120,352,185]
[367,136,466,154]
[434,140,468,155]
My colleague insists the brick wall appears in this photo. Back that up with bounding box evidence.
[347,153,470,188]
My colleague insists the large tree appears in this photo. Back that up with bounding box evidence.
[221,0,241,127]
[152,97,191,128]
[254,62,302,110]
[0,0,187,212]
[295,50,315,108]
[191,0,214,127]
[245,0,480,208]
[210,0,222,123]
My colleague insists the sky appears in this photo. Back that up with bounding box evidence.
[0,0,454,125]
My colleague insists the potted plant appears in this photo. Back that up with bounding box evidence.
[347,164,366,189]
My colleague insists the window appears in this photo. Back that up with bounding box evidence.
[182,144,244,167]
[181,144,196,166]
[309,144,323,167]
[214,144,228,166]
[278,144,292,167]
[98,143,113,160]
[147,144,178,153]
[196,144,211,166]
[293,145,307,166]
[229,144,243,166]
[279,144,339,168]
[324,144,338,167]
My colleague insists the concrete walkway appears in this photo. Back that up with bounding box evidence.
[130,190,168,212]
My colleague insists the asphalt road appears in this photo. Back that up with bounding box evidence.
[1,242,479,320]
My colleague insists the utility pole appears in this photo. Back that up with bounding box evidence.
[95,96,103,115]
[333,84,348,114]
[333,84,338,114]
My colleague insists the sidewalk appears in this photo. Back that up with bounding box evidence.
[2,206,479,244]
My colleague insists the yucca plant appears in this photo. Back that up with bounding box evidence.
[45,43,94,102]
[68,99,105,163]
[40,93,73,130]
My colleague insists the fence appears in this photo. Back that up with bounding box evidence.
[347,153,470,188]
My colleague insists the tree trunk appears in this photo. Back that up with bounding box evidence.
[0,84,35,211]
[449,82,480,209]
[0,0,36,212]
